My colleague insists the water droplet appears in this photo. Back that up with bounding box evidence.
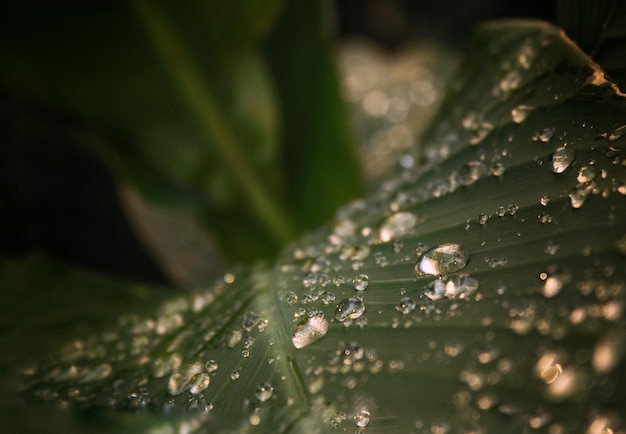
[255,383,274,402]
[292,315,329,349]
[552,146,575,173]
[458,161,487,186]
[78,363,112,384]
[188,373,210,395]
[533,127,555,143]
[577,165,596,183]
[424,274,479,300]
[490,163,505,176]
[354,409,371,428]
[569,183,592,209]
[511,105,533,123]
[168,362,204,396]
[225,329,243,348]
[242,312,262,332]
[205,360,219,373]
[335,297,365,322]
[375,212,419,243]
[540,195,551,206]
[608,124,626,142]
[151,352,182,378]
[353,274,370,291]
[230,370,240,380]
[592,331,625,374]
[539,266,571,298]
[395,297,416,314]
[415,243,469,276]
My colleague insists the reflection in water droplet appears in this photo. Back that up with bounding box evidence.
[458,161,487,186]
[395,297,416,314]
[375,212,419,243]
[292,315,329,349]
[552,146,575,173]
[415,243,469,276]
[255,383,274,402]
[335,297,365,322]
[353,274,370,291]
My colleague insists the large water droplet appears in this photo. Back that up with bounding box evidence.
[458,161,487,186]
[292,315,329,349]
[551,146,575,173]
[335,297,365,322]
[255,382,274,402]
[375,212,419,243]
[415,243,469,276]
[205,360,219,373]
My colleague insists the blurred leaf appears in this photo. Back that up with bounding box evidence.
[557,0,626,86]
[264,0,364,230]
[16,17,626,433]
[1,1,340,262]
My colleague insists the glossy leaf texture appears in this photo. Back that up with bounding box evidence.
[15,20,626,434]
[0,1,362,262]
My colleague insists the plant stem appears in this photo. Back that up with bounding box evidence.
[133,0,296,246]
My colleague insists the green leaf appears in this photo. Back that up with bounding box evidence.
[13,16,626,434]
[264,0,364,230]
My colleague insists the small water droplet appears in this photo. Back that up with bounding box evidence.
[533,127,555,143]
[577,165,596,183]
[354,409,371,428]
[168,362,204,396]
[255,383,274,402]
[490,163,505,176]
[242,312,262,332]
[424,274,479,300]
[335,297,365,322]
[79,363,112,384]
[569,183,592,209]
[552,146,575,173]
[395,297,416,314]
[188,373,210,395]
[375,212,419,243]
[151,352,182,378]
[539,265,571,298]
[205,360,219,373]
[511,105,533,123]
[353,274,370,291]
[608,124,626,142]
[292,315,329,349]
[540,195,551,206]
[458,161,487,186]
[415,243,469,276]
[225,329,243,348]
[230,370,240,380]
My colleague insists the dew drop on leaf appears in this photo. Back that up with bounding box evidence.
[569,183,593,209]
[335,297,365,322]
[255,382,274,402]
[353,274,370,291]
[533,127,555,143]
[511,104,533,123]
[292,314,329,349]
[188,372,210,395]
[205,360,218,373]
[354,409,371,427]
[375,211,419,243]
[458,161,487,186]
[415,243,469,276]
[395,297,416,314]
[552,146,575,173]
